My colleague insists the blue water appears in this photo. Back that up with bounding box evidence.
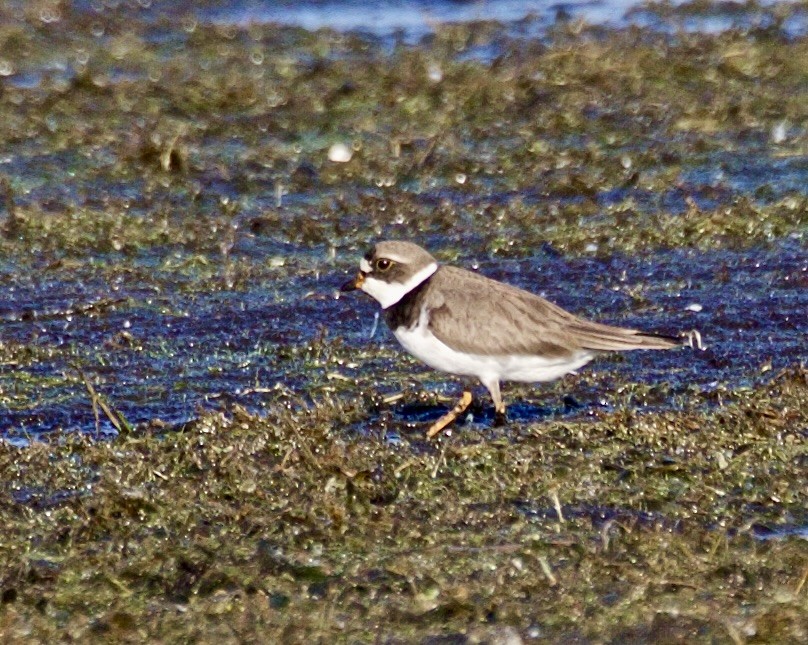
[1,239,805,440]
[59,0,807,40]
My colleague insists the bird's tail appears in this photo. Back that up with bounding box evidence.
[570,321,705,352]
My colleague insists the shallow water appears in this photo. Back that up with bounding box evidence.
[1,236,804,440]
[62,0,808,40]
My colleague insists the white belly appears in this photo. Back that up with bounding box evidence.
[393,322,594,384]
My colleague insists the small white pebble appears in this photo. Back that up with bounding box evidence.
[491,625,524,645]
[771,120,787,144]
[584,243,598,253]
[427,62,443,83]
[685,303,703,312]
[327,142,352,163]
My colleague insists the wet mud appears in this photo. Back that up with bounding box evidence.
[0,0,806,642]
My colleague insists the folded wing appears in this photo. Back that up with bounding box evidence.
[426,266,678,357]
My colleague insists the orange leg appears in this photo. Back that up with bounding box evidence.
[426,391,473,439]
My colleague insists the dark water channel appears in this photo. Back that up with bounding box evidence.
[1,235,805,442]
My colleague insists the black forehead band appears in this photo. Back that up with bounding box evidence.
[363,248,375,261]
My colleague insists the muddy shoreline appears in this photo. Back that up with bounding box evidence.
[0,2,806,641]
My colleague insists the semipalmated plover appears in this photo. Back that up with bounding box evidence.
[342,241,688,438]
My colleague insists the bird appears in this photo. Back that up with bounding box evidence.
[341,240,689,438]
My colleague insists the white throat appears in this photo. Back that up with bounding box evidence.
[361,262,438,309]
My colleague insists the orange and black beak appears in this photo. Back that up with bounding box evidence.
[340,271,365,292]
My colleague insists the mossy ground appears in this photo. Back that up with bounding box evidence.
[1,368,806,642]
[0,1,806,642]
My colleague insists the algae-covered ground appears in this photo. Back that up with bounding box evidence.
[0,0,807,642]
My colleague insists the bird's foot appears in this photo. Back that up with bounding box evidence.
[493,405,507,427]
[426,391,473,439]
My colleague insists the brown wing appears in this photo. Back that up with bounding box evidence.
[424,266,677,357]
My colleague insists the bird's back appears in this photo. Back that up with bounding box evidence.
[420,266,678,357]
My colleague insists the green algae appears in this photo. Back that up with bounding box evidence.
[1,7,807,263]
[1,368,806,641]
[0,2,807,641]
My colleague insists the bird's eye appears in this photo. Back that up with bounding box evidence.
[375,258,392,272]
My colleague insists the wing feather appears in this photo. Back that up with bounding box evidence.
[425,266,677,356]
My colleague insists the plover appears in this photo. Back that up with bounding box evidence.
[342,241,688,438]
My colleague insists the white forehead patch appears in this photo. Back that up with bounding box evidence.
[361,261,438,309]
[360,257,372,273]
